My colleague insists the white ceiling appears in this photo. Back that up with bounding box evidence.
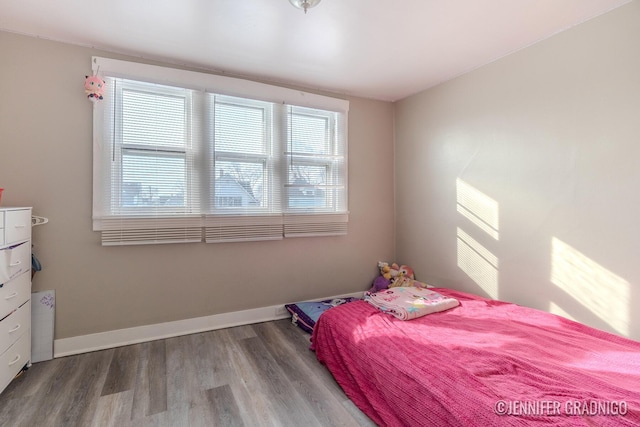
[0,0,630,101]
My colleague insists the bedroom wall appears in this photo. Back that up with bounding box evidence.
[0,32,395,341]
[395,1,640,341]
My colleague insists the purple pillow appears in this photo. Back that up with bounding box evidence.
[368,275,391,293]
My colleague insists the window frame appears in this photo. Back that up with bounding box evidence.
[210,95,274,214]
[285,106,344,213]
[112,79,197,216]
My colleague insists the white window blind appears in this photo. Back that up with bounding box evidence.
[284,106,347,237]
[92,57,348,245]
[211,95,276,213]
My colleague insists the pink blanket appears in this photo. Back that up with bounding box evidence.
[312,288,640,426]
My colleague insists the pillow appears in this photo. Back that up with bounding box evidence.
[368,275,391,293]
[285,297,360,333]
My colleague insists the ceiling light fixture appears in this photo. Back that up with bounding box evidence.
[289,0,321,14]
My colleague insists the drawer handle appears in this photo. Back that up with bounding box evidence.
[8,324,21,333]
[14,225,26,229]
[8,354,20,366]
[10,260,21,267]
[4,292,18,300]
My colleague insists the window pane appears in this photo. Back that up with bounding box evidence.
[287,186,327,209]
[291,112,329,154]
[289,164,327,186]
[288,164,327,208]
[122,151,186,207]
[122,89,187,149]
[214,161,264,208]
[215,101,266,155]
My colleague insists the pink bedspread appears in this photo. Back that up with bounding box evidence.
[311,288,640,426]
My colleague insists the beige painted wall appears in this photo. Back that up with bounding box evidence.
[0,32,395,340]
[395,2,640,340]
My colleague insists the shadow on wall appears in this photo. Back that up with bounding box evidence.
[454,177,635,340]
[456,178,500,300]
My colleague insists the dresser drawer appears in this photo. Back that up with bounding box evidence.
[0,272,30,320]
[0,331,30,394]
[0,301,29,355]
[0,241,30,286]
[4,209,31,246]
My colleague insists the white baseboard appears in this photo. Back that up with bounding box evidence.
[53,291,364,358]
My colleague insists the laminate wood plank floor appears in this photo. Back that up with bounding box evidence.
[0,319,376,427]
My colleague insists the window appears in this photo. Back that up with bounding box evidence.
[211,96,273,212]
[92,57,348,245]
[286,106,345,212]
[115,80,199,214]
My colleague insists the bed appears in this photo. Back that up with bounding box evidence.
[311,287,640,426]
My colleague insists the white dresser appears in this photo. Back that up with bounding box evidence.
[0,207,32,394]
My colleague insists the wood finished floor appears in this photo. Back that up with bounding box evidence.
[0,319,376,427]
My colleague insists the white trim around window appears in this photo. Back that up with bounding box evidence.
[91,57,349,245]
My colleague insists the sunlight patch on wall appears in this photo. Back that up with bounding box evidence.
[457,228,498,299]
[551,237,630,336]
[456,178,499,240]
[549,302,577,322]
